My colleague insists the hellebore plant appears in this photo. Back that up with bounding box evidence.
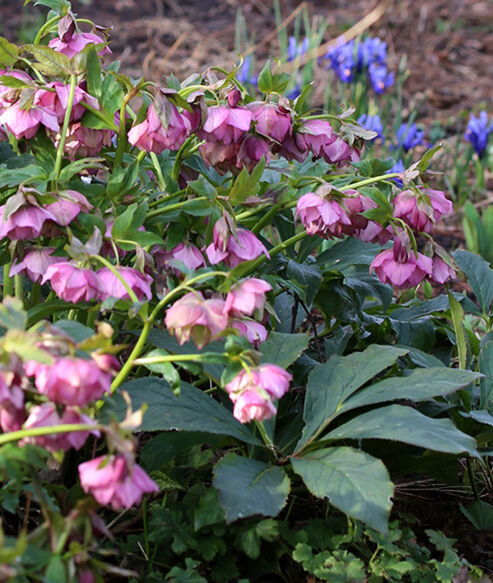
[0,2,486,581]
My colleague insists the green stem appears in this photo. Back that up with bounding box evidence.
[134,353,217,366]
[254,420,274,448]
[54,73,77,180]
[111,270,228,391]
[146,197,208,219]
[0,423,101,446]
[3,263,12,298]
[244,230,308,274]
[150,152,166,191]
[30,281,41,306]
[14,275,23,301]
[251,202,285,234]
[171,136,196,182]
[91,255,139,304]
[33,15,60,44]
[113,101,128,169]
[342,173,401,191]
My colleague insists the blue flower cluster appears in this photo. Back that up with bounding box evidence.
[325,36,394,94]
[392,122,425,152]
[287,36,310,62]
[464,111,493,158]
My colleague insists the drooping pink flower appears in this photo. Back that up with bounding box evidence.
[45,190,92,226]
[0,101,59,140]
[0,370,25,432]
[165,291,229,348]
[231,319,268,347]
[98,266,153,301]
[392,189,435,233]
[206,217,270,267]
[355,220,393,244]
[42,262,105,303]
[224,278,272,316]
[0,203,57,240]
[199,105,252,144]
[236,135,271,171]
[370,242,433,289]
[198,140,240,172]
[430,254,457,285]
[247,102,292,142]
[78,454,159,509]
[295,119,360,166]
[10,247,59,282]
[231,389,277,423]
[22,404,99,452]
[28,356,111,407]
[34,82,99,123]
[128,103,191,153]
[156,242,205,273]
[49,32,111,59]
[59,122,113,159]
[296,192,351,238]
[341,190,377,236]
[423,188,453,222]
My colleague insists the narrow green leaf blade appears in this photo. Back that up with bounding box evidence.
[291,446,393,533]
[213,454,290,523]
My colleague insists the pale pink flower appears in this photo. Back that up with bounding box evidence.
[232,389,277,423]
[28,356,111,406]
[423,188,453,222]
[49,32,111,59]
[128,103,191,153]
[231,319,268,347]
[295,119,360,165]
[10,247,59,282]
[247,102,292,142]
[42,262,105,303]
[341,191,377,236]
[224,278,271,316]
[98,266,153,301]
[392,189,435,233]
[296,192,351,238]
[370,243,433,289]
[34,82,99,123]
[0,371,25,432]
[60,122,113,159]
[0,203,57,240]
[355,220,393,244]
[430,254,456,285]
[156,242,205,273]
[0,101,59,139]
[165,292,229,348]
[22,404,99,452]
[45,190,92,226]
[199,105,252,144]
[78,454,159,510]
[0,70,32,110]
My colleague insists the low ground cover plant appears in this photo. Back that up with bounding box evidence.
[0,1,492,580]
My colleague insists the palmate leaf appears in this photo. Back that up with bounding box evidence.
[291,446,393,533]
[213,454,290,523]
[296,345,408,451]
[324,404,478,456]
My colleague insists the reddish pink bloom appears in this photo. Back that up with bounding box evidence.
[46,190,92,226]
[78,454,158,509]
[0,371,25,432]
[199,105,252,144]
[341,191,376,236]
[128,103,191,153]
[392,189,435,233]
[231,319,268,347]
[0,203,57,240]
[49,32,111,59]
[296,192,351,238]
[0,101,59,140]
[370,244,433,289]
[423,188,453,222]
[42,262,105,303]
[10,247,58,282]
[198,140,240,172]
[247,102,292,142]
[59,122,113,159]
[28,356,111,406]
[22,404,99,452]
[165,292,229,348]
[355,220,393,244]
[224,278,272,316]
[34,82,99,123]
[98,266,153,301]
[0,70,32,110]
[430,254,456,285]
[295,119,360,166]
[206,217,269,267]
[236,135,271,171]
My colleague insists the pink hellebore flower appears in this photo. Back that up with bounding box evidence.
[370,243,433,289]
[296,192,351,238]
[78,454,158,510]
[49,32,111,59]
[22,404,99,452]
[10,247,59,283]
[28,356,111,407]
[60,122,113,159]
[0,70,32,110]
[224,278,272,317]
[0,371,25,432]
[34,82,99,123]
[46,190,92,226]
[98,266,153,301]
[430,254,457,285]
[248,102,292,142]
[392,189,435,233]
[199,105,253,145]
[423,188,453,222]
[165,291,229,348]
[156,242,205,273]
[128,103,191,153]
[0,101,59,140]
[0,203,57,240]
[231,319,268,347]
[231,389,277,423]
[42,262,105,303]
[198,141,240,172]
[296,119,360,166]
[236,135,271,171]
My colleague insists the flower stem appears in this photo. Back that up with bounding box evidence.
[150,152,166,191]
[171,135,195,182]
[91,255,139,304]
[3,263,12,299]
[0,424,101,446]
[33,15,60,44]
[342,173,401,191]
[54,73,77,180]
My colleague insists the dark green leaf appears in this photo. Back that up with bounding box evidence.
[479,341,493,408]
[0,297,26,330]
[0,37,19,67]
[86,46,102,98]
[260,331,309,368]
[24,45,71,76]
[351,158,394,177]
[101,74,124,117]
[460,500,493,530]
[107,377,261,445]
[213,454,290,522]
[325,404,478,455]
[286,260,322,305]
[453,249,493,314]
[141,431,217,472]
[291,446,393,533]
[51,319,94,343]
[228,158,265,204]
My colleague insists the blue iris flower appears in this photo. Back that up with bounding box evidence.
[392,122,425,152]
[287,36,309,62]
[358,37,388,68]
[357,114,384,141]
[368,64,394,94]
[237,55,257,87]
[464,111,493,158]
[387,159,405,187]
[326,40,356,82]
